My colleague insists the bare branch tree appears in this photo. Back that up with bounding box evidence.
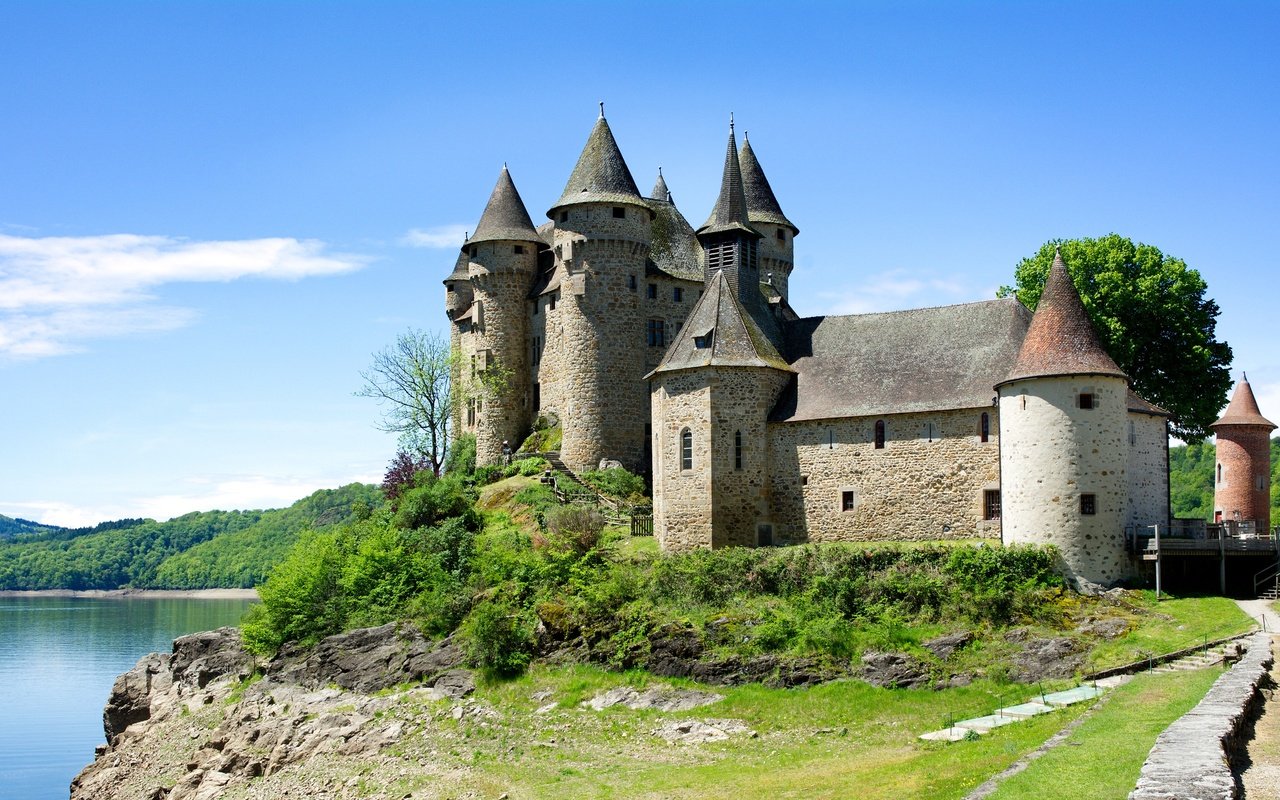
[356,329,453,475]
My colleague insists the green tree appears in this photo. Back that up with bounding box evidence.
[357,328,454,475]
[1001,235,1232,441]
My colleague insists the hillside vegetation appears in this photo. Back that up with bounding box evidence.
[0,484,379,590]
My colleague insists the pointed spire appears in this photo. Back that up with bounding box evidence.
[740,135,798,234]
[649,167,671,202]
[1211,375,1276,429]
[548,113,644,216]
[467,165,542,247]
[697,120,758,237]
[1001,248,1126,384]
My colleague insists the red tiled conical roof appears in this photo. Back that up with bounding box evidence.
[1211,376,1276,430]
[1000,248,1126,385]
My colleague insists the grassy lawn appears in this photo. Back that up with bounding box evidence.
[1086,592,1255,672]
[986,666,1223,799]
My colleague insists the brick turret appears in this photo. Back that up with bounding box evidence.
[1211,375,1276,530]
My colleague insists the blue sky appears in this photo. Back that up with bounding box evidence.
[2,1,1276,526]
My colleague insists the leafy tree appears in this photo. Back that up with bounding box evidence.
[1001,235,1232,441]
[357,328,454,475]
[381,451,430,504]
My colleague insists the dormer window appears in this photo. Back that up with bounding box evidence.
[693,329,714,349]
[612,207,626,219]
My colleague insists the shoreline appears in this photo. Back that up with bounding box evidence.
[0,588,259,600]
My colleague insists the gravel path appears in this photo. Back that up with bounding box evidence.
[1237,600,1279,800]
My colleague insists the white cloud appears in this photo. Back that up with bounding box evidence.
[2,472,380,528]
[810,268,979,315]
[402,224,469,249]
[0,233,369,359]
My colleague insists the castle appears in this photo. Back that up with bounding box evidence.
[443,110,1179,588]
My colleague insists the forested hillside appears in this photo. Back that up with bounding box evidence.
[1168,438,1280,522]
[0,484,379,590]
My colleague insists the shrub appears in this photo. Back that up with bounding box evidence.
[393,474,479,531]
[580,467,647,501]
[462,598,536,677]
[443,434,476,476]
[242,530,348,654]
[512,456,549,476]
[473,465,502,486]
[537,506,606,556]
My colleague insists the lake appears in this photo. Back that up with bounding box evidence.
[0,595,257,800]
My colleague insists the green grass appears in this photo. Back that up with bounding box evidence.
[986,666,1223,799]
[1086,592,1254,671]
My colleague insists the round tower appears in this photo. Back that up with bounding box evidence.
[443,244,474,444]
[1211,375,1276,530]
[463,166,543,467]
[545,109,653,473]
[997,249,1131,588]
[740,133,798,303]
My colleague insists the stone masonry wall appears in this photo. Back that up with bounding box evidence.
[1214,427,1273,530]
[1127,411,1170,532]
[652,370,713,551]
[755,222,793,303]
[999,376,1130,587]
[768,407,1002,544]
[710,368,792,547]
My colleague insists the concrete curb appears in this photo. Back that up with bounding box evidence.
[1128,632,1274,800]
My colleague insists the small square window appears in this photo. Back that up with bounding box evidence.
[1080,494,1096,515]
[841,490,855,512]
[514,244,524,255]
[1079,393,1094,409]
[647,283,657,299]
[801,475,809,486]
[612,207,626,219]
[776,228,786,241]
[984,490,1001,520]
[673,287,684,302]
[559,211,568,222]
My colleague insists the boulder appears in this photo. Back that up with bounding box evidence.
[170,627,254,689]
[103,652,171,743]
[860,651,930,689]
[923,631,973,660]
[267,622,464,693]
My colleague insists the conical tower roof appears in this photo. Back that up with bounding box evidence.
[740,135,798,234]
[1211,375,1276,430]
[650,168,671,202]
[467,166,542,246]
[444,245,470,283]
[649,270,791,376]
[698,121,759,238]
[548,111,645,215]
[1000,248,1126,385]
[645,169,701,283]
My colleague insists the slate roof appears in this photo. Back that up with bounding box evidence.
[698,126,761,238]
[771,298,1032,422]
[740,135,798,234]
[1000,249,1126,385]
[549,115,646,215]
[468,166,543,246]
[444,247,469,283]
[645,169,704,283]
[1127,389,1170,417]
[649,270,792,377]
[1211,377,1276,429]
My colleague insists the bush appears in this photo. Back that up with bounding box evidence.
[473,465,502,486]
[512,456,549,476]
[393,474,479,531]
[444,434,476,476]
[242,530,348,654]
[536,506,605,556]
[580,467,646,501]
[462,597,535,677]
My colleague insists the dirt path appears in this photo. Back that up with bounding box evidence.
[1236,600,1279,799]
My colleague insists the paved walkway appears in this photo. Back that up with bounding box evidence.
[1237,599,1280,800]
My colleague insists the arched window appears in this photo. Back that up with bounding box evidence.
[980,412,990,443]
[734,430,743,471]
[680,428,693,471]
[1217,464,1222,485]
[874,420,886,449]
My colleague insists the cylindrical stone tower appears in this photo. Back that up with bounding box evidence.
[997,249,1132,588]
[463,166,543,466]
[443,246,474,443]
[1211,375,1276,530]
[546,112,653,473]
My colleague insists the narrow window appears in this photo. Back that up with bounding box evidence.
[514,244,524,255]
[532,382,540,411]
[1217,464,1222,484]
[1129,420,1136,445]
[776,228,786,241]
[470,245,478,257]
[926,421,934,443]
[646,319,665,347]
[841,490,855,512]
[874,420,886,449]
[680,428,692,471]
[1257,475,1266,491]
[1080,494,1096,515]
[801,475,809,486]
[647,283,657,299]
[734,430,743,471]
[828,428,834,449]
[532,336,542,366]
[673,287,684,302]
[612,206,626,219]
[559,211,568,222]
[470,354,477,378]
[549,293,557,311]
[980,412,990,443]
[629,275,637,291]
[984,490,1002,520]
[1079,393,1094,409]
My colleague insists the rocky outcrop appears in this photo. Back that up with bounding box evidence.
[267,622,464,692]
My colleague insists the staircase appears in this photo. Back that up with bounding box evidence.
[1254,562,1280,600]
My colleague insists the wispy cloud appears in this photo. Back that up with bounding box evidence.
[0,233,369,359]
[402,224,469,249]
[810,268,986,315]
[3,472,381,528]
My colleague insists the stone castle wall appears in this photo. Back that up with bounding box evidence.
[651,370,713,550]
[768,407,1002,544]
[709,368,792,548]
[1214,426,1273,529]
[1127,411,1170,532]
[999,376,1130,586]
[754,222,793,303]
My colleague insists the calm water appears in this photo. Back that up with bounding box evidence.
[0,596,256,800]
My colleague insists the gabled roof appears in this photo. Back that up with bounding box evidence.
[649,271,792,377]
[645,169,703,283]
[697,124,760,238]
[548,114,645,215]
[1000,249,1126,385]
[1127,389,1170,417]
[1211,376,1276,430]
[468,166,543,246]
[771,298,1032,422]
[740,135,797,234]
